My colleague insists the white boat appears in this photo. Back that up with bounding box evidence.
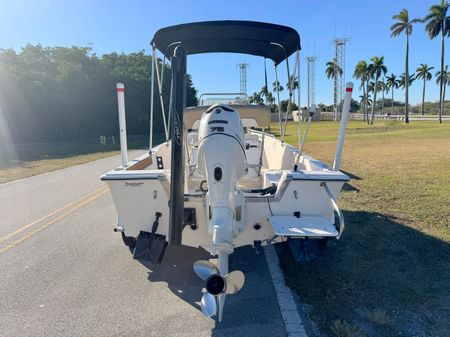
[101,21,353,321]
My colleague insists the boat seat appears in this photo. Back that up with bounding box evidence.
[245,137,262,178]
[189,146,199,167]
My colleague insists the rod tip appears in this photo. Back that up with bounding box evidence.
[116,83,125,92]
[345,82,354,92]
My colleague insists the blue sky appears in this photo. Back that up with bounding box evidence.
[0,0,447,105]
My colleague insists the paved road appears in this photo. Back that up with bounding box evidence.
[0,152,286,337]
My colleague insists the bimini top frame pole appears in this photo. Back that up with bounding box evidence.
[153,47,169,141]
[296,51,302,159]
[273,64,283,137]
[168,45,187,246]
[149,47,155,151]
[285,49,299,140]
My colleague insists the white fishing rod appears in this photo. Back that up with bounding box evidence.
[294,104,316,171]
[333,82,353,171]
[116,83,128,167]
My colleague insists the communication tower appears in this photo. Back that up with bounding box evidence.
[237,63,249,95]
[333,37,350,120]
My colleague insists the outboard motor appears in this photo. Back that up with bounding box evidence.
[197,105,247,253]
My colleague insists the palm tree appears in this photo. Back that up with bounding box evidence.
[398,73,415,113]
[367,80,386,114]
[391,9,422,123]
[326,59,343,120]
[368,56,387,124]
[367,81,375,95]
[367,81,375,112]
[359,95,365,107]
[265,91,276,105]
[249,92,264,104]
[398,72,416,89]
[260,86,270,104]
[386,74,399,114]
[436,65,449,110]
[424,1,450,123]
[377,79,387,114]
[360,94,373,108]
[272,81,284,93]
[284,75,299,105]
[354,60,370,121]
[286,75,298,93]
[325,59,343,79]
[415,64,435,115]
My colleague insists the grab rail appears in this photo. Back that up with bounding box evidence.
[320,182,345,239]
[199,92,249,105]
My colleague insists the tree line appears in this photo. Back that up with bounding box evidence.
[326,1,450,124]
[0,44,198,145]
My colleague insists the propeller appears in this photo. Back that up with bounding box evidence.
[193,260,219,280]
[200,292,216,317]
[193,260,245,320]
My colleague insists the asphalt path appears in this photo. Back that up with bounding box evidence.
[0,152,286,337]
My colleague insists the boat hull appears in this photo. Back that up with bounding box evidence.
[101,164,348,251]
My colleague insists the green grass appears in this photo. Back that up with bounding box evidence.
[277,120,450,337]
[0,151,120,184]
[0,135,155,184]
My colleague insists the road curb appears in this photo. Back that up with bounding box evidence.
[264,245,308,337]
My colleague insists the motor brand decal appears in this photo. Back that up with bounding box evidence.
[174,111,182,146]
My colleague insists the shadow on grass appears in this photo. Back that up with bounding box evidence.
[342,182,360,192]
[340,170,362,180]
[280,210,450,337]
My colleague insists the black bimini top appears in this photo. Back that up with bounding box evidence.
[151,20,301,65]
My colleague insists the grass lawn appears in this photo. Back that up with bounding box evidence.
[0,150,119,184]
[0,135,154,184]
[275,120,450,337]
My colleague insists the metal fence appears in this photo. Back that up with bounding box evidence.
[320,112,450,121]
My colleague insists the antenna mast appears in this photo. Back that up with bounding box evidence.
[237,63,249,96]
[333,37,350,120]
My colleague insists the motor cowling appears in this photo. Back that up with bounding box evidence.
[197,105,247,250]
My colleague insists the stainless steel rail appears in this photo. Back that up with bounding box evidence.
[199,92,249,105]
[320,182,345,239]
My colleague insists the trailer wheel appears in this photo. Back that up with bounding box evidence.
[121,232,136,248]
